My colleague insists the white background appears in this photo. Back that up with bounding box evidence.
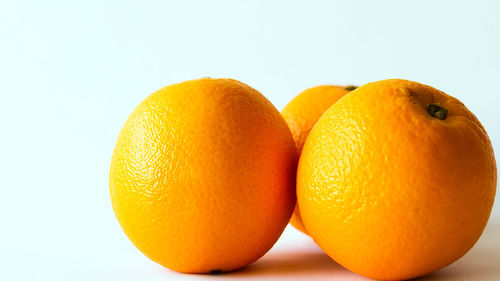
[1,1,499,280]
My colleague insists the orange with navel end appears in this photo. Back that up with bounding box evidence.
[297,79,497,280]
[281,85,355,234]
[110,78,297,273]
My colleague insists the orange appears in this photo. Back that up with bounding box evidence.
[109,78,297,273]
[281,85,355,234]
[297,79,497,280]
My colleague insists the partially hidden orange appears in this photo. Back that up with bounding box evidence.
[297,79,497,280]
[109,78,297,273]
[281,85,354,234]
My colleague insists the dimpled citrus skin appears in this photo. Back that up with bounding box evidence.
[110,78,297,273]
[297,79,497,280]
[281,85,351,234]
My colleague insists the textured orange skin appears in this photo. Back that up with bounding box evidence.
[281,85,350,234]
[110,78,297,273]
[297,79,497,280]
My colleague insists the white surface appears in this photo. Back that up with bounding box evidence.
[104,220,500,281]
[4,220,500,280]
[1,1,499,280]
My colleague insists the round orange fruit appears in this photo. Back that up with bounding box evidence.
[297,79,497,280]
[109,78,297,273]
[281,85,355,234]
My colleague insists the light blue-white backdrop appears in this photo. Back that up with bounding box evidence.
[1,1,499,280]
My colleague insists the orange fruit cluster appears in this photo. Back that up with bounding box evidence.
[110,78,496,280]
